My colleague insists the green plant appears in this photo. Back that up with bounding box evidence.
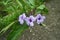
[0,0,48,40]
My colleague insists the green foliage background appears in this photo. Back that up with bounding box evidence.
[0,0,48,40]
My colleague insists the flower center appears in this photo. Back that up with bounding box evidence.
[29,19,32,22]
[38,17,41,20]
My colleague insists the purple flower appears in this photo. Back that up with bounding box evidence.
[19,13,26,24]
[25,15,35,27]
[36,14,45,24]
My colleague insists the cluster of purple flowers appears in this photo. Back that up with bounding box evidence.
[19,13,45,27]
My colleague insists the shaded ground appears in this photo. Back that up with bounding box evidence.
[19,0,60,40]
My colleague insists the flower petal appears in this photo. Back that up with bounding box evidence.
[22,13,26,20]
[29,22,34,27]
[19,13,26,24]
[42,16,46,19]
[19,15,22,19]
[36,14,41,19]
[30,15,36,21]
[37,20,40,24]
[36,14,46,24]
[19,19,24,24]
[25,17,30,25]
[25,16,34,27]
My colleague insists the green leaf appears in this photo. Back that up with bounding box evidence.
[7,21,28,40]
[0,21,16,35]
[0,12,22,30]
[42,8,48,14]
[36,10,41,14]
[16,0,23,10]
[37,4,45,10]
[29,0,35,6]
